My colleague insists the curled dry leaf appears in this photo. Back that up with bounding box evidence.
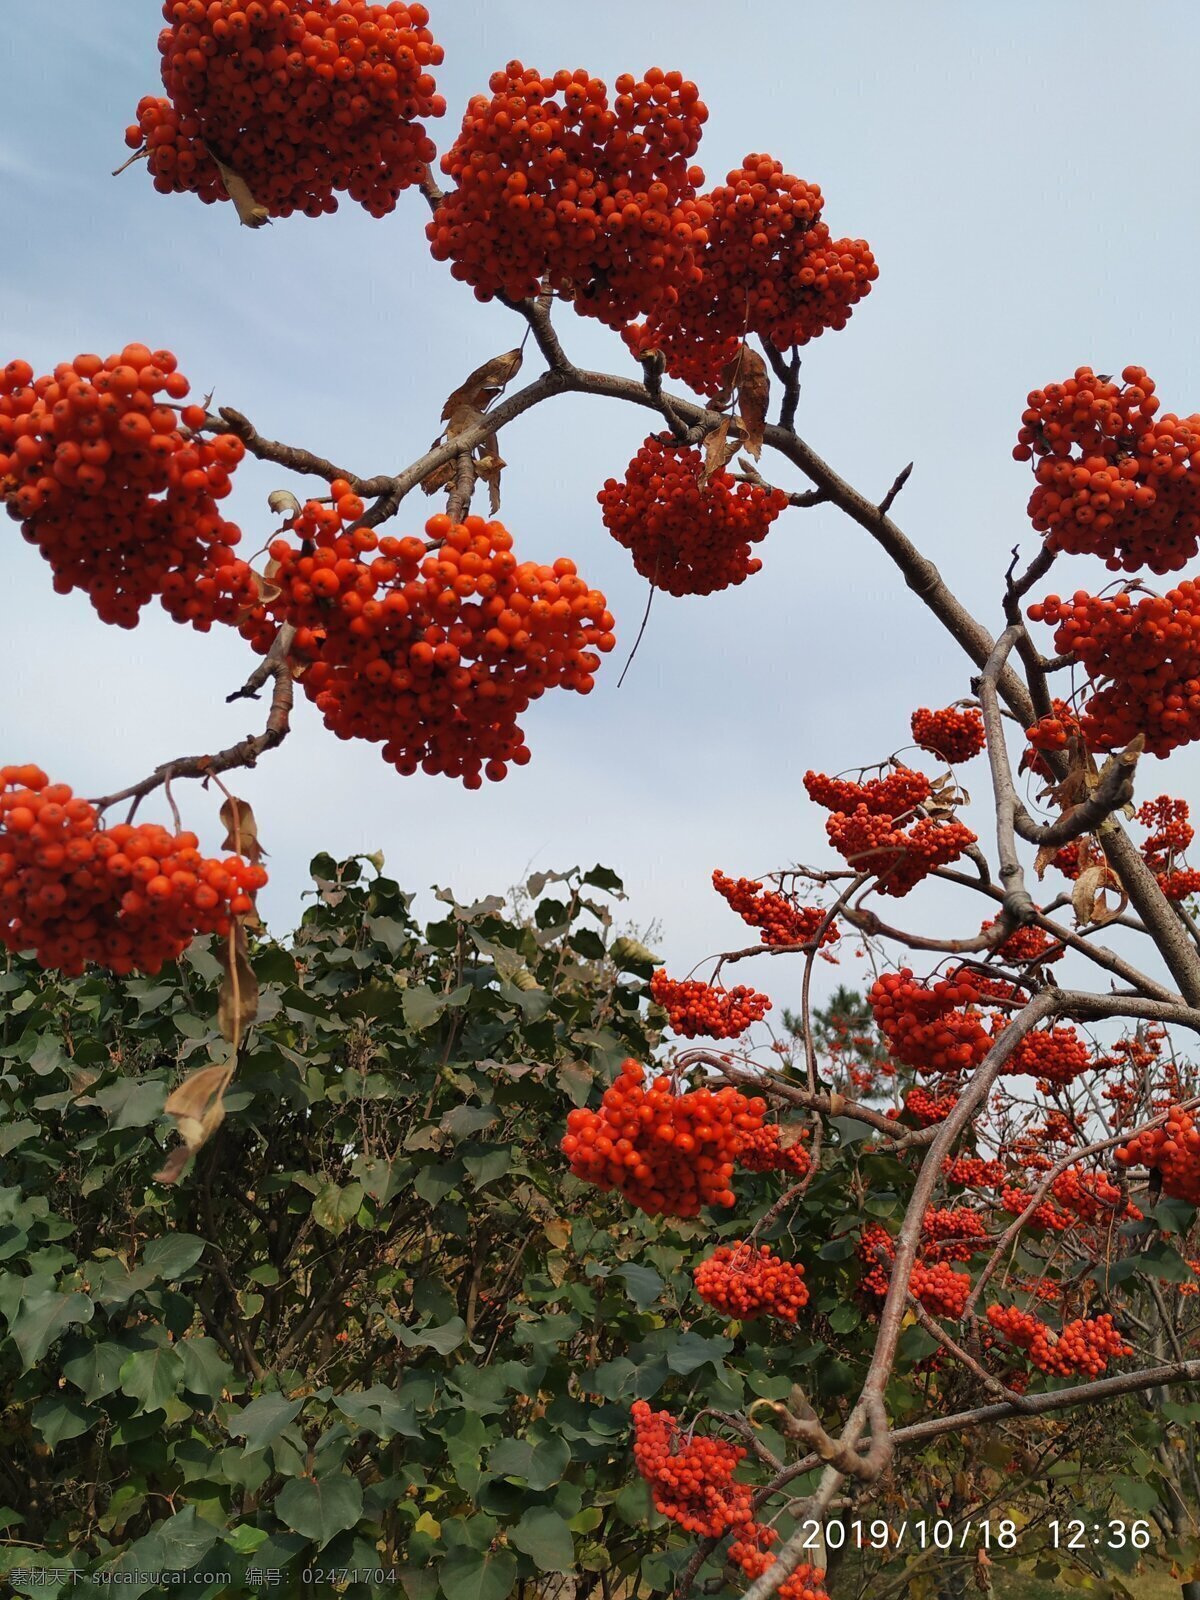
[734,348,770,459]
[208,150,271,228]
[267,489,301,518]
[440,348,523,423]
[700,417,742,489]
[156,1060,235,1184]
[475,433,506,516]
[219,795,263,863]
[420,457,456,496]
[1071,862,1126,928]
[219,921,259,1046]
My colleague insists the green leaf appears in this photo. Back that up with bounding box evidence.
[1113,1474,1160,1513]
[178,1336,235,1408]
[62,1340,131,1403]
[334,1384,421,1439]
[666,1331,733,1376]
[616,1262,665,1310]
[829,1115,875,1145]
[231,1391,304,1453]
[156,1506,221,1574]
[276,1472,364,1550]
[403,987,447,1030]
[32,1393,96,1448]
[0,1120,38,1157]
[510,1507,574,1572]
[118,1344,184,1414]
[583,865,624,894]
[142,1233,206,1280]
[313,1180,365,1236]
[437,1547,517,1600]
[8,1289,94,1371]
[92,1076,167,1129]
[397,1316,467,1355]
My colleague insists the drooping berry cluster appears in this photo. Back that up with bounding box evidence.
[869,970,992,1074]
[630,1401,753,1538]
[911,705,985,764]
[1026,586,1200,757]
[908,1260,972,1318]
[0,765,266,978]
[1014,366,1200,574]
[242,500,614,787]
[624,154,876,397]
[694,1242,809,1322]
[1115,1106,1200,1205]
[598,436,788,596]
[127,1,444,220]
[986,1305,1130,1378]
[982,917,1064,966]
[651,969,771,1038]
[1,349,256,630]
[943,1154,1006,1189]
[805,769,974,897]
[857,1218,978,1318]
[429,64,709,326]
[1009,1024,1092,1086]
[803,767,931,816]
[1137,794,1200,901]
[901,1085,960,1126]
[727,1536,829,1600]
[712,869,838,949]
[737,1122,811,1177]
[561,1058,765,1217]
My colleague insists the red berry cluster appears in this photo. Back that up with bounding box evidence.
[429,64,709,327]
[598,436,788,596]
[1137,794,1200,900]
[737,1122,811,1177]
[624,154,876,397]
[1015,366,1200,575]
[728,1539,828,1600]
[911,704,985,764]
[1115,1106,1200,1205]
[561,1058,765,1217]
[1027,585,1200,758]
[921,1206,989,1262]
[869,970,992,1073]
[901,1086,960,1126]
[804,767,931,816]
[651,969,771,1038]
[943,1154,1005,1188]
[981,917,1064,966]
[999,1183,1071,1234]
[0,765,266,978]
[1009,1024,1092,1087]
[858,1220,976,1317]
[242,500,614,787]
[1,348,256,630]
[1050,1168,1140,1225]
[694,1242,809,1322]
[986,1305,1130,1378]
[127,1,444,220]
[630,1401,753,1538]
[825,807,977,897]
[712,869,838,949]
[909,1260,971,1318]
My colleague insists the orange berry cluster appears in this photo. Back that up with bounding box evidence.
[1,348,256,631]
[0,764,266,978]
[1027,585,1200,757]
[857,1219,976,1317]
[561,1058,765,1217]
[943,1154,1005,1189]
[127,1,444,221]
[429,63,709,327]
[630,1401,753,1539]
[651,968,771,1038]
[986,1305,1130,1378]
[825,807,977,897]
[869,970,991,1074]
[909,1260,971,1318]
[1050,1168,1140,1226]
[729,1536,828,1599]
[999,1183,1071,1234]
[921,1206,989,1262]
[1115,1106,1200,1204]
[694,1242,809,1322]
[737,1122,811,1177]
[982,917,1064,966]
[597,436,788,596]
[624,154,877,397]
[1015,366,1200,575]
[242,499,614,787]
[1009,1024,1092,1086]
[1136,794,1200,901]
[712,869,838,949]
[911,704,985,764]
[803,766,931,816]
[901,1085,960,1126]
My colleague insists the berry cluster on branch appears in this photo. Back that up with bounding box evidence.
[986,1305,1130,1378]
[0,765,265,977]
[127,0,444,220]
[1,348,255,630]
[737,1122,811,1177]
[598,436,788,596]
[630,1401,754,1538]
[910,704,985,764]
[1115,1106,1200,1205]
[694,1242,809,1322]
[651,969,771,1038]
[712,869,838,948]
[869,970,991,1074]
[561,1058,765,1217]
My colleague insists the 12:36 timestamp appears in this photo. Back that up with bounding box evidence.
[1050,1519,1153,1549]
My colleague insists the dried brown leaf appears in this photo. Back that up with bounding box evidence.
[1072,863,1108,927]
[155,1061,235,1184]
[420,458,456,496]
[1033,843,1058,881]
[735,348,770,459]
[268,489,301,518]
[440,348,523,423]
[218,922,259,1046]
[700,418,741,489]
[444,402,488,441]
[209,152,271,229]
[219,795,262,862]
[475,432,506,516]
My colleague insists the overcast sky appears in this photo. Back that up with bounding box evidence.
[4,3,1200,1013]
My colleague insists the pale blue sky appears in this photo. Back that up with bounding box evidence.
[4,3,1200,1005]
